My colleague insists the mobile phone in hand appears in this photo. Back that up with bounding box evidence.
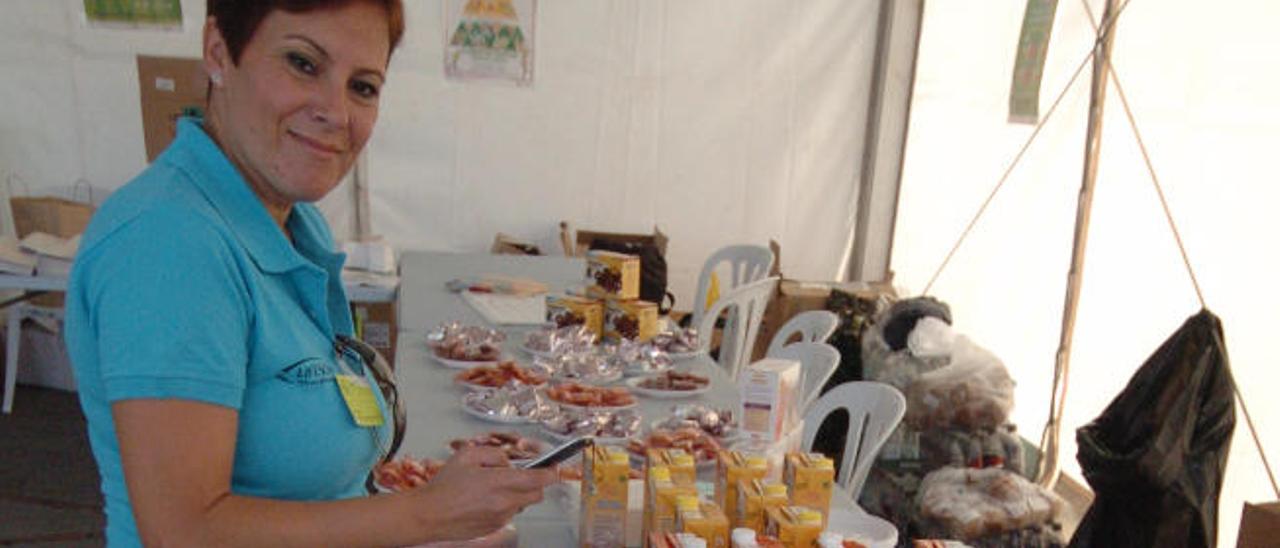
[521,437,593,469]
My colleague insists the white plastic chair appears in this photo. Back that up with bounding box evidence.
[690,245,775,330]
[766,309,839,357]
[802,381,905,499]
[769,342,841,413]
[695,276,778,380]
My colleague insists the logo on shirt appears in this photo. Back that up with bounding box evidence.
[276,357,336,385]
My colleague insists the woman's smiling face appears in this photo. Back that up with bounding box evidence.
[204,2,391,209]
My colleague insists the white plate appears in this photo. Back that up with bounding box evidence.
[432,352,500,369]
[665,349,707,362]
[460,404,534,424]
[539,426,630,446]
[520,343,558,359]
[624,376,711,399]
[647,418,745,445]
[553,400,637,413]
[826,506,898,548]
[553,368,624,386]
[453,375,548,392]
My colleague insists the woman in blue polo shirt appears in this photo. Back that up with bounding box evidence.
[64,1,556,546]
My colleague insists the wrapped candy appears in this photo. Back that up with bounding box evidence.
[427,322,506,362]
[654,404,738,439]
[540,408,643,440]
[523,324,597,356]
[462,382,554,423]
[648,327,701,355]
[604,339,673,377]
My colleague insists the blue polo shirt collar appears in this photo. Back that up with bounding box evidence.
[164,118,322,275]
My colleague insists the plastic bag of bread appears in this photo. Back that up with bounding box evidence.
[915,467,1063,540]
[903,334,1014,431]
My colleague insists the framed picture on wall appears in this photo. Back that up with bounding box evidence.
[83,0,182,29]
[443,0,537,86]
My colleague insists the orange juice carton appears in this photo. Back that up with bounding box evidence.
[764,506,823,548]
[783,453,835,526]
[738,359,801,443]
[735,479,791,532]
[650,532,709,548]
[716,451,770,523]
[580,445,631,548]
[676,496,731,548]
[587,250,641,300]
[645,465,699,546]
[547,294,604,337]
[604,298,658,342]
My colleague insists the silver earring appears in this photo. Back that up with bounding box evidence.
[210,72,223,86]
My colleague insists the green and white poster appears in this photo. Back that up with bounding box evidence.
[84,0,182,28]
[1009,0,1058,124]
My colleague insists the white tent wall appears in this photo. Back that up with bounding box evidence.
[894,0,1280,544]
[0,0,891,310]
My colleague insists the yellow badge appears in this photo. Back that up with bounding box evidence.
[335,374,385,427]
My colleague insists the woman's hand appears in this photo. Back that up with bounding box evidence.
[409,446,560,541]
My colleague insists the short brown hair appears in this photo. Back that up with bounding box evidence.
[208,0,404,65]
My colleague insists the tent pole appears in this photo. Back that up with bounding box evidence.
[352,151,372,242]
[1037,0,1120,488]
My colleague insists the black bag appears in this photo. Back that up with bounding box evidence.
[1069,309,1236,548]
[588,239,674,314]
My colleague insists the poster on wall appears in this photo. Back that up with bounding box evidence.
[444,0,536,86]
[83,0,182,29]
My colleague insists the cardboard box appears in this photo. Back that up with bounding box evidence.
[566,223,669,258]
[738,358,801,443]
[350,300,398,366]
[586,250,641,300]
[1238,501,1280,548]
[751,279,896,361]
[716,451,769,524]
[547,294,604,338]
[604,299,658,342]
[137,55,207,162]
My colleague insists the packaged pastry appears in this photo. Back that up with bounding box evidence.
[675,496,730,548]
[580,445,631,547]
[783,453,834,527]
[586,250,641,300]
[547,295,605,338]
[605,299,658,342]
[735,479,790,532]
[716,452,769,525]
[763,506,823,548]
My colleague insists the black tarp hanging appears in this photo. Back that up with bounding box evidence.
[1069,309,1236,548]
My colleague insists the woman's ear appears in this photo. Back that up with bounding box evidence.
[203,16,229,88]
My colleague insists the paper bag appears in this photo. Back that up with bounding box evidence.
[1237,501,1280,548]
[10,196,94,240]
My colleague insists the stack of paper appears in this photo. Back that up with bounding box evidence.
[20,232,80,277]
[0,236,37,275]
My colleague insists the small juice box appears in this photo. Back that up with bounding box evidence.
[604,299,658,342]
[581,445,631,548]
[735,479,790,532]
[586,250,641,300]
[664,449,698,486]
[783,453,835,526]
[676,496,730,548]
[716,452,769,524]
[763,506,823,548]
[645,466,699,546]
[547,294,604,337]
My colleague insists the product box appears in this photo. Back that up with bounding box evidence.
[586,250,641,300]
[547,294,604,338]
[763,506,823,548]
[676,496,730,548]
[604,298,658,342]
[644,465,698,546]
[350,299,398,366]
[735,479,790,532]
[738,359,801,443]
[580,445,631,548]
[136,55,207,162]
[716,451,769,524]
[783,453,834,527]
